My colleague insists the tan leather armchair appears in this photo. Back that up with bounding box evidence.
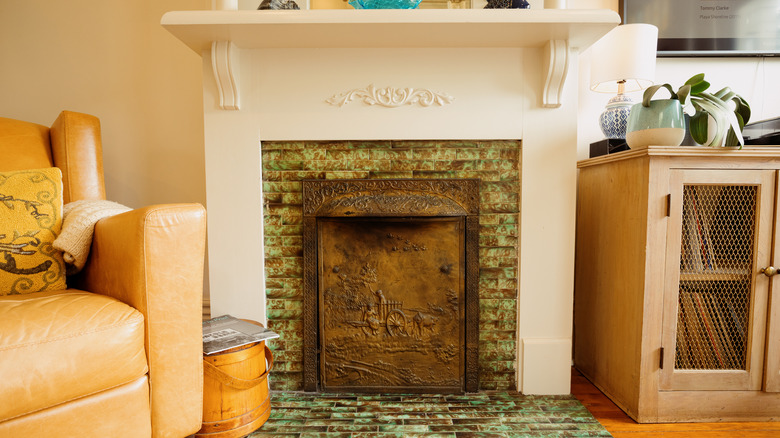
[0,111,206,438]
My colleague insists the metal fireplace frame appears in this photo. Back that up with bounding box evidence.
[302,179,480,392]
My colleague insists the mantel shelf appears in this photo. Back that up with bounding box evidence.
[162,9,619,52]
[161,9,619,109]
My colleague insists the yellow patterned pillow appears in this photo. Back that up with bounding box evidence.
[0,168,66,295]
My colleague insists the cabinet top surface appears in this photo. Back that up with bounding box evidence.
[578,145,780,168]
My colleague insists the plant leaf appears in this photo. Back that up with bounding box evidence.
[642,84,677,106]
[676,84,691,107]
[734,96,751,126]
[685,73,711,95]
[689,111,709,145]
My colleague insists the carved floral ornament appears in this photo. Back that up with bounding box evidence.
[326,84,454,108]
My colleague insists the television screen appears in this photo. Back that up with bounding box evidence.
[620,0,780,56]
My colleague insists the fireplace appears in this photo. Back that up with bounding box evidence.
[162,8,619,394]
[302,178,480,392]
[264,140,517,392]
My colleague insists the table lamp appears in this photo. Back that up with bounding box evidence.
[590,23,658,139]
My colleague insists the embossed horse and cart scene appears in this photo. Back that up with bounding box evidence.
[348,289,440,339]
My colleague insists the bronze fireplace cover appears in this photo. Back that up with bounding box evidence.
[302,179,479,393]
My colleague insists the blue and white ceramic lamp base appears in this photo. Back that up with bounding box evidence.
[599,94,634,139]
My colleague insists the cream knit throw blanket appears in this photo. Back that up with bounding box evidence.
[53,199,131,274]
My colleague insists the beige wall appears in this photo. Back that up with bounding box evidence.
[0,0,208,209]
[0,0,211,298]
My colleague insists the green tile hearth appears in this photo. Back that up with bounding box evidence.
[249,392,611,437]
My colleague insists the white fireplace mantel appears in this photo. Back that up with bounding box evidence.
[162,8,619,395]
[162,9,619,109]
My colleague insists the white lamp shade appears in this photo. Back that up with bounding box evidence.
[590,23,658,93]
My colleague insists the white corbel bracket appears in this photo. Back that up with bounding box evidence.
[211,41,240,110]
[542,39,569,109]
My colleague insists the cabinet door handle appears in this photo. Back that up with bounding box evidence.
[761,266,778,277]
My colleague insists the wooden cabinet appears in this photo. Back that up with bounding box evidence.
[573,146,780,423]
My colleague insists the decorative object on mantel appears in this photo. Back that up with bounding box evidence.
[543,0,566,8]
[258,0,300,9]
[349,0,422,9]
[484,0,529,8]
[326,84,454,108]
[590,24,658,140]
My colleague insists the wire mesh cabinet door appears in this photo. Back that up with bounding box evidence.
[659,169,776,391]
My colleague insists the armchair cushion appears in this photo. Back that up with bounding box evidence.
[0,289,147,422]
[0,168,66,294]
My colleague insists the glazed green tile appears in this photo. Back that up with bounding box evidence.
[479,307,514,322]
[377,424,429,433]
[265,257,303,269]
[481,203,520,214]
[271,360,301,372]
[263,224,303,237]
[479,320,517,331]
[264,192,284,204]
[304,419,353,427]
[279,149,328,161]
[340,140,389,149]
[480,225,520,239]
[265,246,303,258]
[479,257,518,269]
[480,191,518,205]
[263,418,306,426]
[479,214,518,225]
[262,141,305,150]
[330,412,379,419]
[479,299,517,311]
[412,170,460,179]
[324,171,370,180]
[369,171,415,179]
[370,149,415,160]
[326,149,372,161]
[267,309,303,320]
[265,266,303,278]
[266,288,302,299]
[264,160,305,171]
[479,247,515,259]
[276,425,330,433]
[278,171,326,181]
[350,432,407,438]
[263,181,303,193]
[281,192,303,205]
[299,433,353,438]
[413,149,458,161]
[475,160,515,171]
[497,170,520,181]
[247,433,299,437]
[436,160,476,171]
[266,319,303,331]
[405,418,453,425]
[328,425,378,433]
[354,418,404,426]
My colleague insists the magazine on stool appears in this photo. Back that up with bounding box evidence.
[202,315,279,355]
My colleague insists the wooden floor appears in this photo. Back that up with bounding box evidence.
[571,368,780,437]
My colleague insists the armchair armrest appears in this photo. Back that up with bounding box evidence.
[74,203,207,438]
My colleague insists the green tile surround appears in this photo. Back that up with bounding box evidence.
[249,392,611,437]
[262,140,521,392]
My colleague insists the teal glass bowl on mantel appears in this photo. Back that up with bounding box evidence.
[349,0,422,8]
[625,99,686,150]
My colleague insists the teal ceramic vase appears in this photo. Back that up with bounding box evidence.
[625,99,686,150]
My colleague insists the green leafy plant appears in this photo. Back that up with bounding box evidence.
[640,73,751,148]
